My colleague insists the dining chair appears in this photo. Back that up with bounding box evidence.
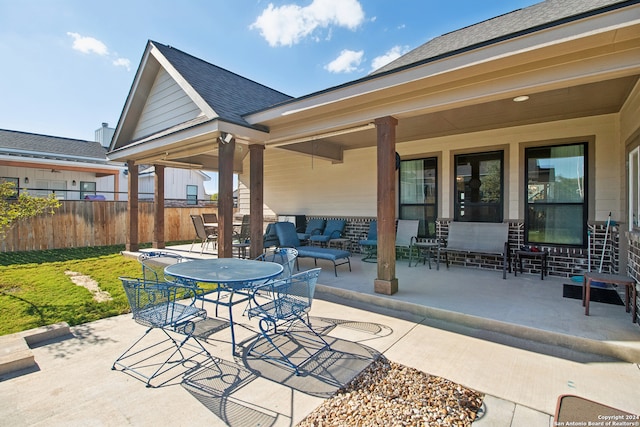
[190,214,217,254]
[202,213,218,235]
[138,251,191,283]
[112,277,216,387]
[245,268,330,375]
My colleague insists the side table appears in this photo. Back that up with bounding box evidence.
[411,241,440,270]
[583,272,637,323]
[515,250,548,280]
[329,238,351,252]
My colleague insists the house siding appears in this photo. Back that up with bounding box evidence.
[256,114,621,223]
[132,68,201,140]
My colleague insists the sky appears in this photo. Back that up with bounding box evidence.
[0,0,540,191]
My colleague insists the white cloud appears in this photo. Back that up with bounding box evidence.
[67,32,108,55]
[112,57,131,71]
[325,49,364,73]
[251,0,365,47]
[370,45,410,71]
[67,32,131,71]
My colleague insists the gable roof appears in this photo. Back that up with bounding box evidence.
[0,129,109,164]
[371,0,634,75]
[152,42,293,128]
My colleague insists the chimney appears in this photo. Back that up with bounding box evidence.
[95,122,115,148]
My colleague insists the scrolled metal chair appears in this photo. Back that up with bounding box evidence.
[246,268,330,374]
[255,247,298,279]
[112,277,215,387]
[138,251,191,283]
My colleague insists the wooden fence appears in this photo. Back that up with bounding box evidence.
[1,201,219,252]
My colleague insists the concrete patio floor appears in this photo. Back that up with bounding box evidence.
[1,246,639,426]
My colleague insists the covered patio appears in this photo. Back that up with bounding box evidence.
[128,244,640,363]
[106,1,640,308]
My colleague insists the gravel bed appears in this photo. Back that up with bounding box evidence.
[297,356,484,427]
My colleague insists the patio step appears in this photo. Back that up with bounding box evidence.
[0,336,34,376]
[0,322,71,377]
[316,285,640,363]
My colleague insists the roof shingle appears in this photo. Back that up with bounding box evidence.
[371,0,633,75]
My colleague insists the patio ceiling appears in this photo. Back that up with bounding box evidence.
[307,75,640,151]
[251,74,636,166]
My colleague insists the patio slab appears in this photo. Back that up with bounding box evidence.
[2,247,632,425]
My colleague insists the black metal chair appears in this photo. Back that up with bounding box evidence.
[112,277,216,387]
[190,214,217,254]
[246,268,330,374]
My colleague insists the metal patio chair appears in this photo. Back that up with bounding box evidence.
[190,214,217,254]
[358,220,377,263]
[138,251,191,283]
[246,268,330,374]
[112,277,216,387]
[255,247,298,279]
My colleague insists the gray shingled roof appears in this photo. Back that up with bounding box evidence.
[0,129,108,163]
[152,41,293,127]
[372,0,633,75]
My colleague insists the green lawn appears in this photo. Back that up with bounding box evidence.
[0,246,142,336]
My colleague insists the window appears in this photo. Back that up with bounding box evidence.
[186,185,198,205]
[525,143,586,246]
[399,158,437,237]
[454,151,503,222]
[0,177,19,199]
[630,146,639,231]
[80,181,96,200]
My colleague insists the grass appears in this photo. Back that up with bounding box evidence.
[0,245,150,336]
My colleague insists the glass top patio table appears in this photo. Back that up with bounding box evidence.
[164,258,283,355]
[164,258,283,288]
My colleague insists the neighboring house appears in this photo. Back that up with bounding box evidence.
[138,165,211,205]
[0,127,122,200]
[0,125,211,203]
[107,0,640,304]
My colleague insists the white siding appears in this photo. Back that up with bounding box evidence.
[0,165,112,200]
[132,69,201,140]
[257,114,622,222]
[138,168,208,201]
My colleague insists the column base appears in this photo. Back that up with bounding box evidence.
[374,278,398,295]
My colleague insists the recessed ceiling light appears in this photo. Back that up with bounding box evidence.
[513,95,530,102]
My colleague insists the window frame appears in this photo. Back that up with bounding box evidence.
[186,185,198,206]
[0,177,20,199]
[524,142,588,247]
[398,157,438,238]
[453,150,504,223]
[80,181,97,200]
[629,146,639,231]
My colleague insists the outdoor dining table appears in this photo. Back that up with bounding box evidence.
[164,258,283,355]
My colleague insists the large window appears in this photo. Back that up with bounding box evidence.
[186,185,198,205]
[525,143,586,246]
[630,146,639,231]
[399,158,437,237]
[454,151,503,222]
